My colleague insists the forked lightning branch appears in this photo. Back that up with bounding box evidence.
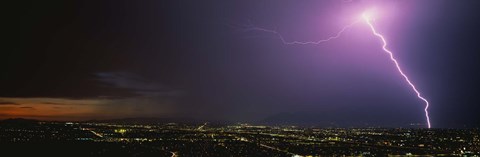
[243,10,432,128]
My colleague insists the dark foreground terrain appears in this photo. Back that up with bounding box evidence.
[0,119,479,157]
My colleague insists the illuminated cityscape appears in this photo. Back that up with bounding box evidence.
[1,119,478,156]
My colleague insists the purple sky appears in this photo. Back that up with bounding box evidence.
[2,0,480,128]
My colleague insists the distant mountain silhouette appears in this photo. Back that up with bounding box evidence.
[260,112,413,128]
[0,118,38,123]
[260,112,339,127]
[0,118,40,127]
[85,117,205,125]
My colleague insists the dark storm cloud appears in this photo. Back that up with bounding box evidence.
[95,72,184,97]
[19,107,35,110]
[96,72,163,92]
[0,101,19,105]
[41,102,65,106]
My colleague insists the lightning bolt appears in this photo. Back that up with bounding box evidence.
[363,13,431,128]
[241,20,359,45]
[242,13,432,128]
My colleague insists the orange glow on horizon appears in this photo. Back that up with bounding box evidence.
[0,97,174,121]
[0,98,103,121]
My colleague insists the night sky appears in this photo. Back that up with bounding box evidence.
[2,0,480,128]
